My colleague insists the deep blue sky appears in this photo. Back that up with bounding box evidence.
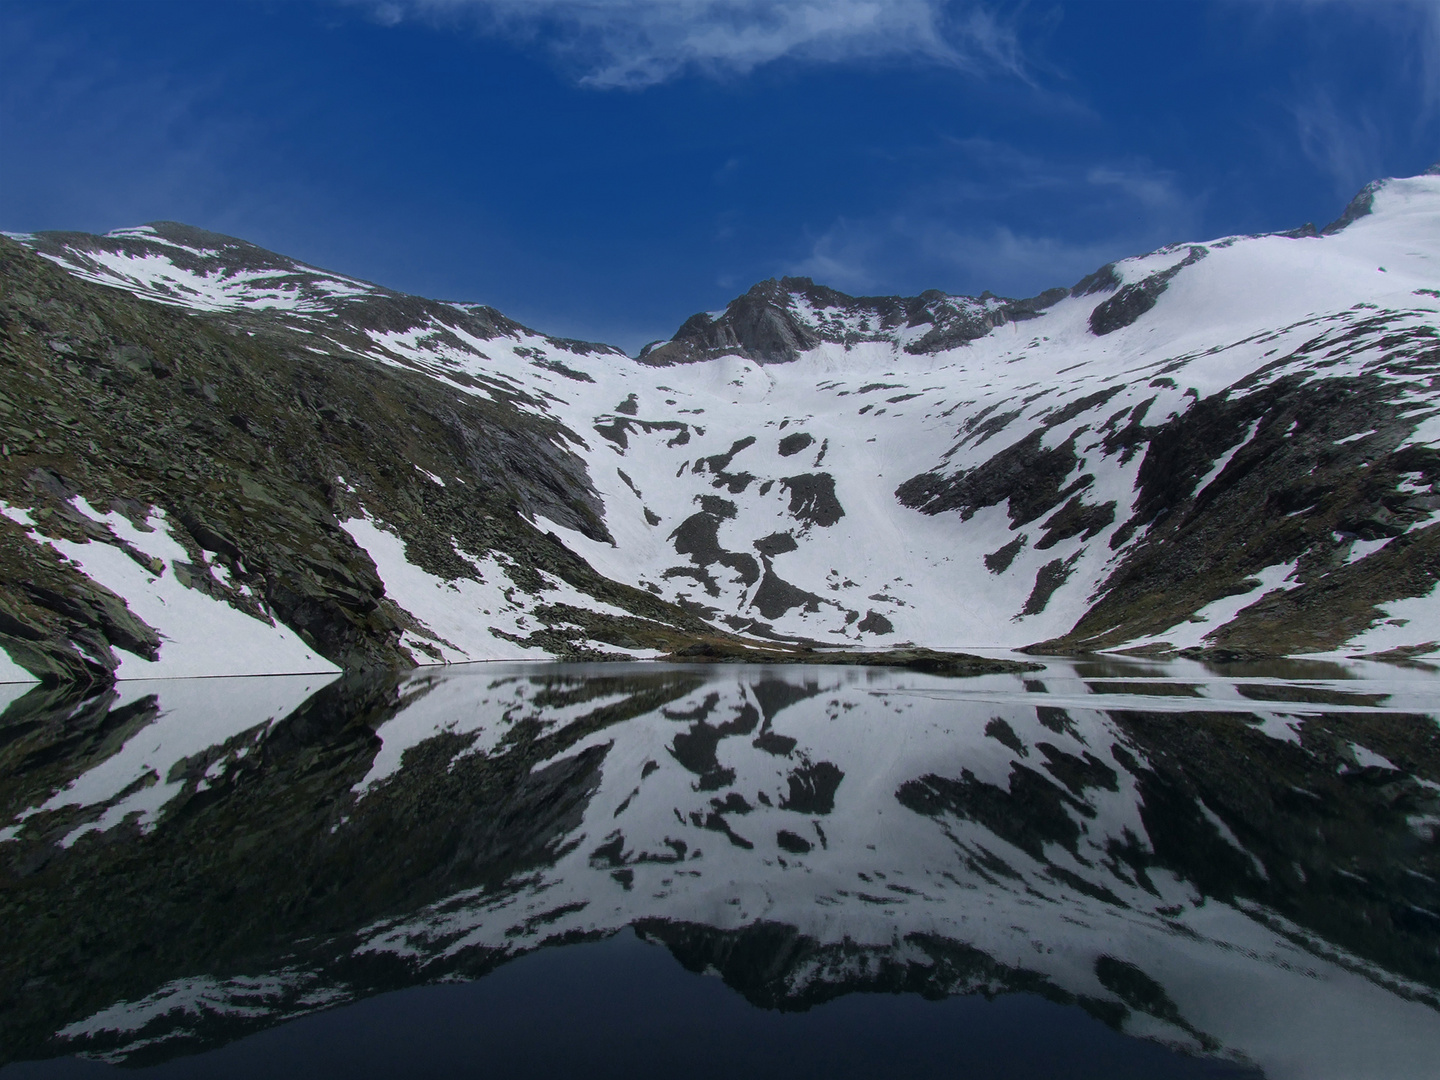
[2,1,1437,351]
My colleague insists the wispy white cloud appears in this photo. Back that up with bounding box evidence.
[788,154,1201,298]
[1292,90,1385,197]
[1310,0,1440,114]
[1424,2,1440,115]
[1380,0,1440,116]
[1085,164,1189,212]
[352,0,1027,88]
[790,215,1135,298]
[1272,0,1440,189]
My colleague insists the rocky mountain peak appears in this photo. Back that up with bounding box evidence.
[639,274,1070,366]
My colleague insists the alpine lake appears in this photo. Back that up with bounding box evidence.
[1,654,1438,1080]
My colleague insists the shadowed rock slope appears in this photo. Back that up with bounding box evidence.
[0,238,736,683]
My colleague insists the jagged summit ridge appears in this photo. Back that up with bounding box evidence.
[637,275,1070,365]
[12,220,627,357]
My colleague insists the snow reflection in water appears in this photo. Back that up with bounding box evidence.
[1,656,1437,1079]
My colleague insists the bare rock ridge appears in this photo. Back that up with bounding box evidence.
[638,275,1070,365]
[20,221,625,359]
[1,165,1438,682]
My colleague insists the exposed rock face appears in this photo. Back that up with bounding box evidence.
[1037,363,1440,656]
[638,275,1068,365]
[1324,181,1387,235]
[1088,245,1207,335]
[898,427,1088,527]
[643,279,822,365]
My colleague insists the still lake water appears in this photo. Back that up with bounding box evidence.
[0,656,1437,1079]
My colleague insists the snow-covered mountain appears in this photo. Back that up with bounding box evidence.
[1,168,1438,681]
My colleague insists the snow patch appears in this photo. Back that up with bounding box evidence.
[1340,583,1440,658]
[2,673,333,846]
[0,647,38,684]
[1121,562,1300,653]
[5,500,338,679]
[1349,743,1399,771]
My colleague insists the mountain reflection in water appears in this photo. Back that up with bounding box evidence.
[0,657,1437,1079]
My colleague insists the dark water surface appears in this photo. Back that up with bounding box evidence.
[1,656,1437,1079]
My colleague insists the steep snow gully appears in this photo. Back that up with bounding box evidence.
[3,168,1439,680]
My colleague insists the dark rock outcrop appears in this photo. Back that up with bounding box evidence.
[639,277,1068,365]
[1088,246,1207,336]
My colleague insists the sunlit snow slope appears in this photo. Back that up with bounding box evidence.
[4,168,1439,678]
